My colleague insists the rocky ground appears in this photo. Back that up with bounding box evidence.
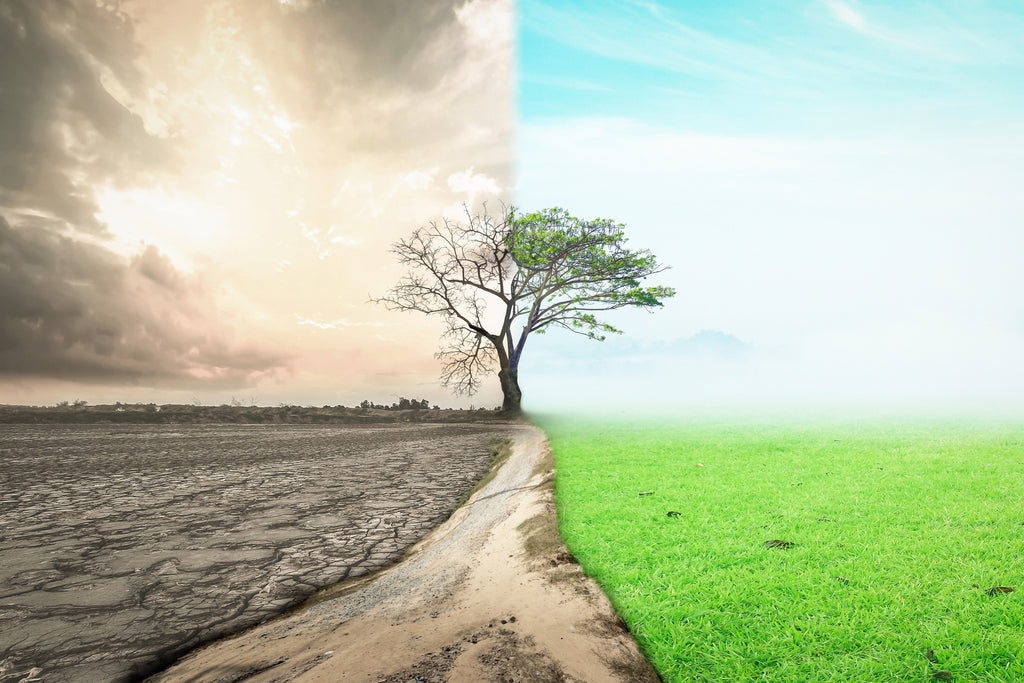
[0,422,521,682]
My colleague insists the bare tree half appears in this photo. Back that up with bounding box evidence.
[374,205,676,414]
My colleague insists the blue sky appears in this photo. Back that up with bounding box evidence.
[520,0,1024,136]
[516,0,1024,413]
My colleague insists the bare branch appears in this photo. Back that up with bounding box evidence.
[435,321,497,395]
[373,204,675,408]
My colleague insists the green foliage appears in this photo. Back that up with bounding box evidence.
[540,416,1024,682]
[378,205,675,406]
[508,207,675,340]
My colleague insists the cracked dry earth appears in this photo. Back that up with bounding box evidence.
[0,422,525,682]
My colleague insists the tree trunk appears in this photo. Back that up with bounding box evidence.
[498,362,522,414]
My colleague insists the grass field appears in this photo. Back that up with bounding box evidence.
[538,415,1024,682]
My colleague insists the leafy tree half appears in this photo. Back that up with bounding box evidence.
[375,206,675,413]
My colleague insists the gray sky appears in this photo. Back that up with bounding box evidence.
[0,0,511,407]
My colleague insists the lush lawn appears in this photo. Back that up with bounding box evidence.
[537,416,1024,682]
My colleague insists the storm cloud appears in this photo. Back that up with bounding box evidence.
[0,0,513,403]
[0,0,169,234]
[0,216,288,386]
[0,1,284,389]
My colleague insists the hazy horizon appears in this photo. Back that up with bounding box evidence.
[517,0,1024,416]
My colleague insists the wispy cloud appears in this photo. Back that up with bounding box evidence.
[521,73,614,92]
[817,0,1016,64]
[397,167,439,191]
[520,0,1024,132]
[296,316,395,330]
[823,0,867,33]
[456,0,511,47]
[522,1,792,85]
[447,167,501,198]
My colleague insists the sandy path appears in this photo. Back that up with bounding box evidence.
[148,424,660,682]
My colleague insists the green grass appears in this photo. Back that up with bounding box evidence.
[537,415,1024,682]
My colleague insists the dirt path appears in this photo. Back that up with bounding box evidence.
[149,425,660,682]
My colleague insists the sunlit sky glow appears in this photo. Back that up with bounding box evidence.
[2,0,1023,414]
[0,0,511,407]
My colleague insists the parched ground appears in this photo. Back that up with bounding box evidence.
[148,425,661,683]
[0,423,524,682]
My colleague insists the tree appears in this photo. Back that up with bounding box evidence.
[375,206,675,413]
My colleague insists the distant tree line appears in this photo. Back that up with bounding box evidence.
[359,397,438,410]
[2,402,503,424]
[55,399,89,408]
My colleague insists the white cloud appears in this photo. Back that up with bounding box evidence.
[455,0,511,47]
[97,185,231,272]
[296,316,393,330]
[277,0,317,13]
[447,167,500,198]
[522,73,614,92]
[326,225,361,246]
[297,223,363,260]
[272,113,297,135]
[397,167,439,191]
[823,0,868,33]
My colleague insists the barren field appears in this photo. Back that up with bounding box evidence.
[0,422,519,682]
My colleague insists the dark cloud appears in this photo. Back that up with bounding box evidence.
[256,0,459,98]
[0,0,169,233]
[0,1,289,389]
[0,216,289,386]
[0,0,511,398]
[246,0,510,162]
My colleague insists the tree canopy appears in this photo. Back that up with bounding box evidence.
[375,205,675,412]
